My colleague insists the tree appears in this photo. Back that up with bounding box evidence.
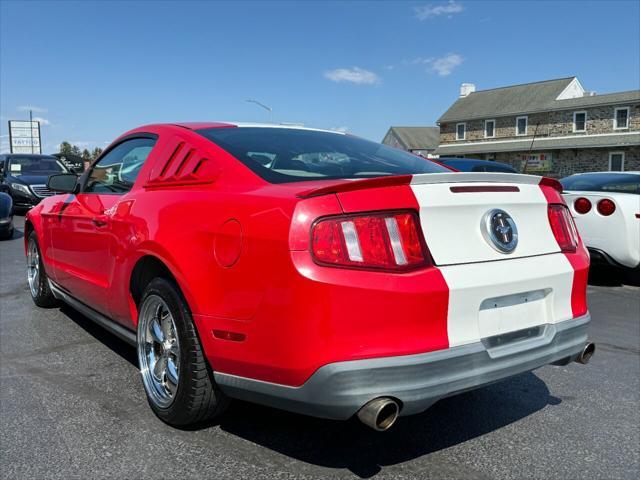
[91,147,103,160]
[71,145,82,157]
[82,149,91,161]
[59,141,73,157]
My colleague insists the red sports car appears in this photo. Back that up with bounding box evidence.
[25,123,593,430]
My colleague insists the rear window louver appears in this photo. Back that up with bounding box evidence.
[145,136,218,187]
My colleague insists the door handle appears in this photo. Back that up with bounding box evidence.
[92,216,108,227]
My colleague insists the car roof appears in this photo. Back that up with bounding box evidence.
[567,171,640,176]
[5,153,58,158]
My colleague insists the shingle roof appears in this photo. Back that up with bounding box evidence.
[438,77,576,123]
[384,126,440,150]
[554,90,640,109]
[433,132,640,155]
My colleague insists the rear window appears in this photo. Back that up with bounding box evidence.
[560,173,640,194]
[196,127,449,183]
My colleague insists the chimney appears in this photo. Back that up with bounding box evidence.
[460,83,476,98]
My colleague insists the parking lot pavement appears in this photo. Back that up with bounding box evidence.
[1,215,638,480]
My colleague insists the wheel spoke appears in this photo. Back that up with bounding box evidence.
[150,318,164,343]
[160,311,173,340]
[165,357,179,390]
[153,354,167,380]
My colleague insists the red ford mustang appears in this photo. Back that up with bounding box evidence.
[25,122,594,430]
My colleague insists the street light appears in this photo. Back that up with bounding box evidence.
[246,99,273,123]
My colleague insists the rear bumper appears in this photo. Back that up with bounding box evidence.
[215,313,590,420]
[588,247,639,270]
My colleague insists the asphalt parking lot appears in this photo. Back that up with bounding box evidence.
[1,215,638,480]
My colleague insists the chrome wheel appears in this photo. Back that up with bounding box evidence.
[27,237,40,298]
[137,295,180,408]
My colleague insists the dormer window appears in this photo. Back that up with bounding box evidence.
[573,111,587,132]
[456,123,466,140]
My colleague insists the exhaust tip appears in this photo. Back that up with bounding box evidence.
[576,342,595,364]
[357,397,400,431]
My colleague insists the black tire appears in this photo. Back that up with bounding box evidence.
[27,231,58,307]
[137,277,229,426]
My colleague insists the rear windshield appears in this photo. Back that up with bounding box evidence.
[8,156,67,176]
[196,127,449,183]
[560,173,640,194]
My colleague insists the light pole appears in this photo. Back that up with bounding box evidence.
[246,99,273,123]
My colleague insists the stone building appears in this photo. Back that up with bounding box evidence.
[434,77,640,177]
[382,126,440,157]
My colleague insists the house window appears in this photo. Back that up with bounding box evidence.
[609,152,625,171]
[614,107,629,130]
[484,119,495,138]
[516,116,528,136]
[456,123,466,140]
[573,111,587,132]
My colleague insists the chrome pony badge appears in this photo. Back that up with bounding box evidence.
[482,209,518,253]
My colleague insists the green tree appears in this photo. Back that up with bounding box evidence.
[91,147,103,160]
[71,145,82,157]
[82,149,91,161]
[59,141,73,157]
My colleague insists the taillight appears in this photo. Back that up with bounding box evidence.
[597,199,616,216]
[573,197,592,214]
[311,211,430,271]
[548,204,579,253]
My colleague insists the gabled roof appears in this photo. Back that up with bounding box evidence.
[438,77,577,123]
[384,126,440,150]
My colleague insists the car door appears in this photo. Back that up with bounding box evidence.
[48,136,157,315]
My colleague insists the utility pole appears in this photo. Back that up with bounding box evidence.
[29,109,34,154]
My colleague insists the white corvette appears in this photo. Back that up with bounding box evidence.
[561,172,640,273]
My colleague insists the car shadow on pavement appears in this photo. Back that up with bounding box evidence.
[219,373,558,478]
[588,265,640,287]
[59,304,138,367]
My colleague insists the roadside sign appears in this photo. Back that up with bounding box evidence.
[8,120,41,154]
[521,153,551,172]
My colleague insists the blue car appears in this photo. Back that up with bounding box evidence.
[438,157,518,173]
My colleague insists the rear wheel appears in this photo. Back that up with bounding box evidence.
[137,277,229,426]
[27,232,58,307]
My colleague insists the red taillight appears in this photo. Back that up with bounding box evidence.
[548,204,579,253]
[311,211,430,271]
[573,197,592,214]
[597,199,616,216]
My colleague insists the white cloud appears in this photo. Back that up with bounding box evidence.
[324,67,380,85]
[32,116,51,126]
[71,141,94,147]
[331,126,349,133]
[428,53,464,76]
[17,105,47,113]
[414,1,464,20]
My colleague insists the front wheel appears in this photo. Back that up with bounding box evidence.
[137,277,229,426]
[27,232,58,307]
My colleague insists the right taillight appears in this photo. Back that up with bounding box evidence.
[597,199,616,216]
[548,204,579,253]
[311,211,430,271]
[574,197,592,214]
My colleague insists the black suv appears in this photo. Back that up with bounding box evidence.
[0,154,69,212]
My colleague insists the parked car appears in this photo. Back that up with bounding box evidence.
[561,172,639,275]
[438,157,518,173]
[0,191,14,239]
[25,123,593,430]
[0,154,70,212]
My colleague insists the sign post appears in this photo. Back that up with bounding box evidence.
[8,119,41,154]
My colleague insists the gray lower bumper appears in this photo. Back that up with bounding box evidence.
[214,314,591,420]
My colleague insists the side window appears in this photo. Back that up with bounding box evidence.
[84,137,156,194]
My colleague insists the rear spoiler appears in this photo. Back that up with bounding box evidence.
[297,173,561,199]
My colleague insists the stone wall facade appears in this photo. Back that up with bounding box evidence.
[440,103,640,144]
[462,147,640,178]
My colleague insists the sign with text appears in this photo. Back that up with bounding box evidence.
[520,153,552,173]
[8,120,41,154]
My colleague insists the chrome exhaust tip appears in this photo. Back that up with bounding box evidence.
[357,397,400,431]
[576,342,596,364]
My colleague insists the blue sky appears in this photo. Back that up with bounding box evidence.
[1,0,639,153]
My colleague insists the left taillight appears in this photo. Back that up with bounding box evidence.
[548,204,579,253]
[311,211,430,271]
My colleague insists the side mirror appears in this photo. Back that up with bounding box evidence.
[48,174,79,193]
